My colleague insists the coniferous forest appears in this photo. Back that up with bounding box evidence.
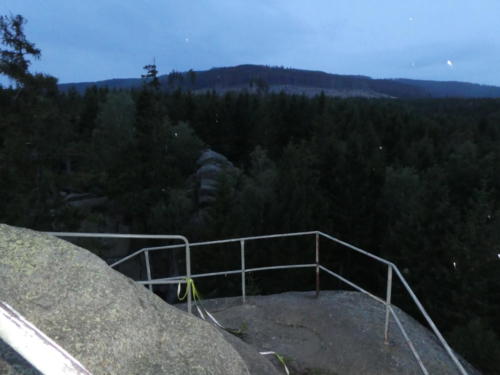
[1,15,499,374]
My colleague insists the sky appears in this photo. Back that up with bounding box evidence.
[1,0,500,85]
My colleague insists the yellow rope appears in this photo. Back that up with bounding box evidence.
[177,277,202,302]
[178,278,289,375]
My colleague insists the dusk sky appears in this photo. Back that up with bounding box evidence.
[1,0,499,85]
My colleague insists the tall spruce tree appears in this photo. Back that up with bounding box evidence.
[0,14,40,87]
[142,61,160,90]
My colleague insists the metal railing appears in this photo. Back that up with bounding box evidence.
[316,232,468,375]
[47,230,468,375]
[109,230,317,303]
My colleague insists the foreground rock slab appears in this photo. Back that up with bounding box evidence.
[0,224,257,375]
[190,291,478,375]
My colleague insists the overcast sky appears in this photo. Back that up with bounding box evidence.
[1,0,499,85]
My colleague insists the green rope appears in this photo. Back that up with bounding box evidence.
[177,277,202,302]
[260,351,290,375]
[178,278,289,375]
[275,353,289,374]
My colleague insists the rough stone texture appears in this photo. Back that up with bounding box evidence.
[187,291,479,375]
[0,224,252,375]
[196,149,232,166]
[219,331,282,375]
[195,149,237,205]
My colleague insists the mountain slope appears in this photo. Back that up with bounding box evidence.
[59,64,500,99]
[395,78,500,98]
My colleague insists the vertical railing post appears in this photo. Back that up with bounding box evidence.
[384,264,393,344]
[241,240,246,304]
[185,242,192,314]
[145,250,152,291]
[315,232,320,298]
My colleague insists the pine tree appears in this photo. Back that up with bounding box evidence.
[142,61,160,90]
[0,14,40,87]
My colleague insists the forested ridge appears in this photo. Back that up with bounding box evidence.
[59,63,500,99]
[1,15,499,374]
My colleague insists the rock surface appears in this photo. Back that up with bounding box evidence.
[219,330,282,375]
[187,291,479,375]
[196,149,238,205]
[0,224,261,375]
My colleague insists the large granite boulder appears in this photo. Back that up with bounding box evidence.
[0,224,254,375]
[197,292,479,375]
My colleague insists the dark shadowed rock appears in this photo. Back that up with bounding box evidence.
[0,224,254,375]
[196,149,232,167]
[195,149,238,205]
[219,331,282,375]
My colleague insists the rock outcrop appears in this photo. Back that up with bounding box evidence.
[190,291,479,375]
[0,224,263,375]
[196,149,238,206]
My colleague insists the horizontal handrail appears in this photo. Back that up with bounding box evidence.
[115,231,318,262]
[46,231,193,314]
[317,231,395,266]
[46,232,190,241]
[174,230,318,247]
[46,231,190,269]
[137,263,316,285]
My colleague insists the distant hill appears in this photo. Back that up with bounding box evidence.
[59,64,500,99]
[394,78,500,98]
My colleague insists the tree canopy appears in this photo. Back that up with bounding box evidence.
[0,14,40,86]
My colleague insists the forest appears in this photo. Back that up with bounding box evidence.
[1,14,499,374]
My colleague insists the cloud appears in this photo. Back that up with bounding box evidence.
[1,0,500,85]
